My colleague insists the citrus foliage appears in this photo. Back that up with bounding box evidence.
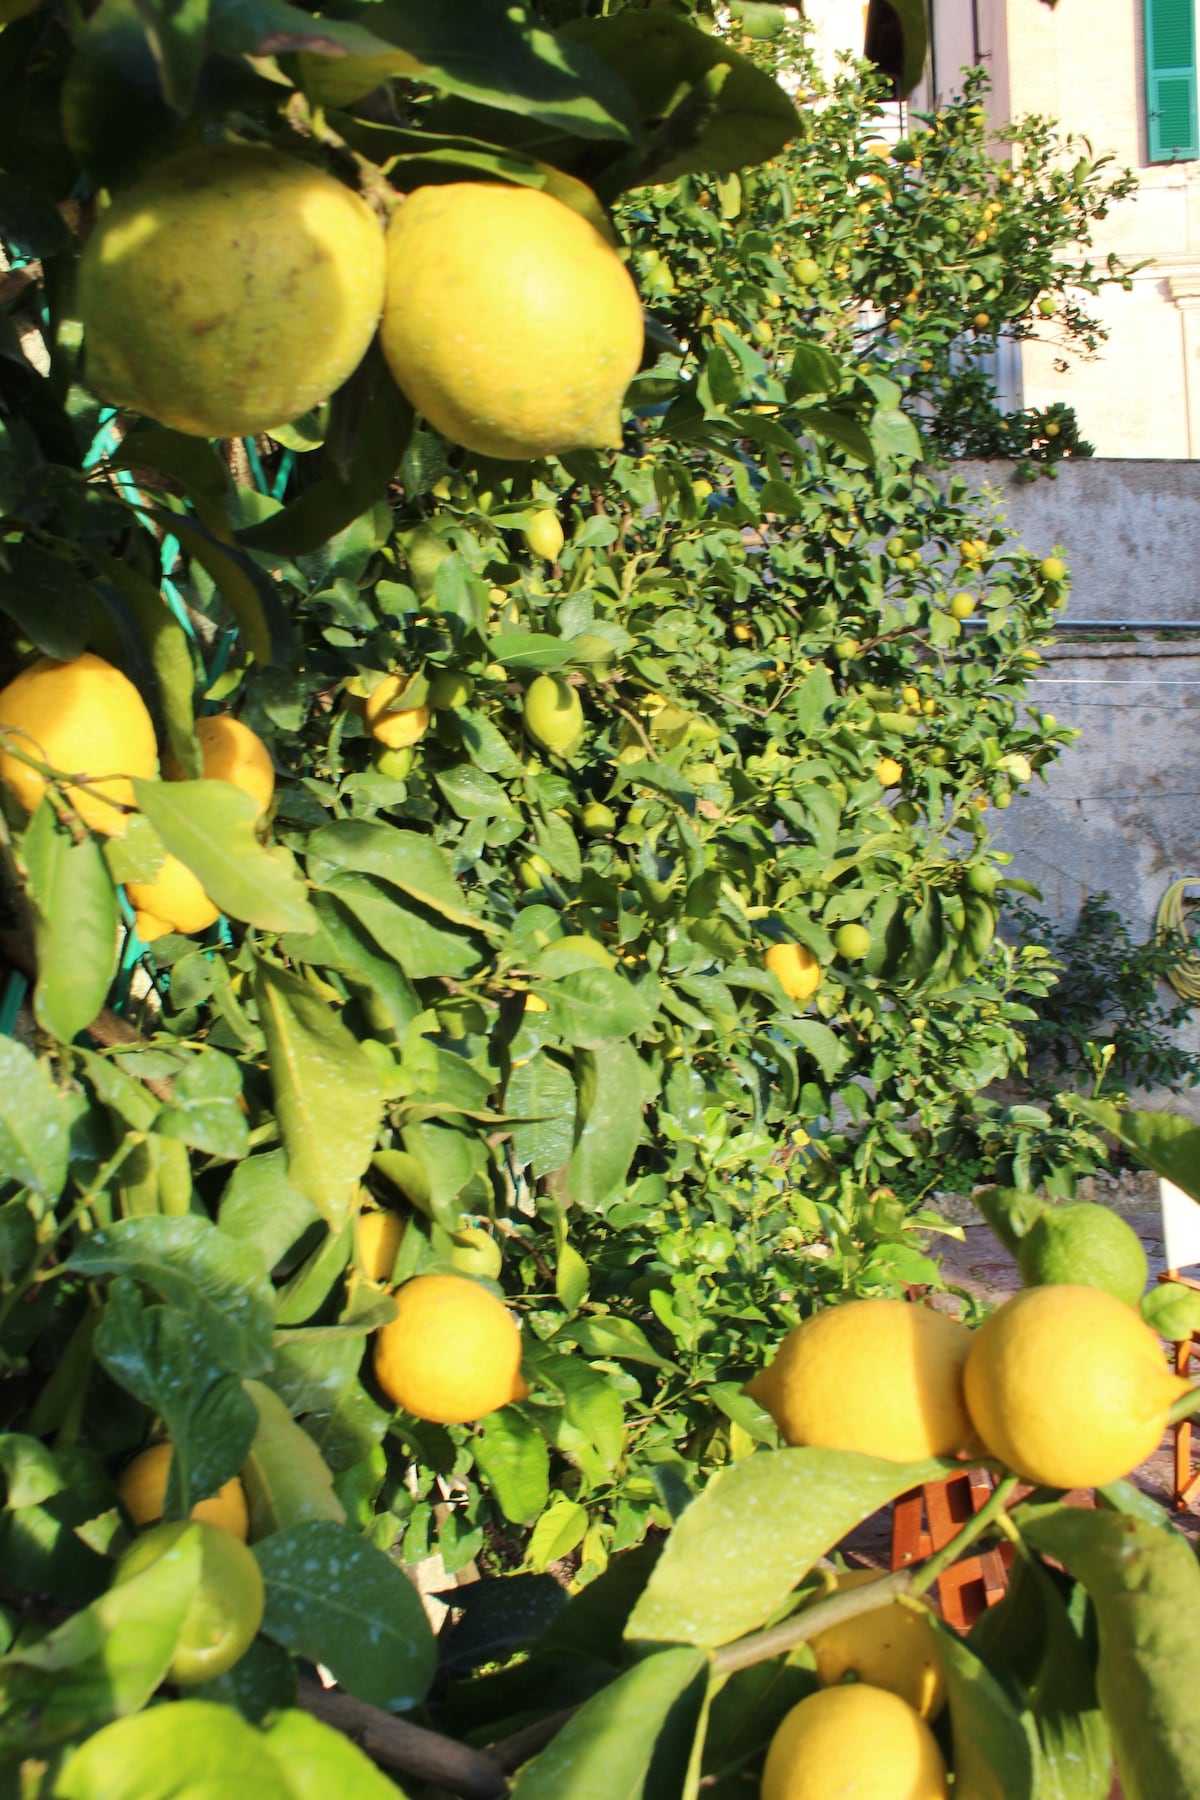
[1,2,1193,1797]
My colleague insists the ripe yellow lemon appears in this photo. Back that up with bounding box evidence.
[964,1284,1188,1489]
[523,673,584,757]
[765,942,821,1002]
[165,715,274,817]
[357,1210,406,1285]
[747,1299,974,1462]
[80,146,385,438]
[524,510,566,562]
[379,183,644,459]
[117,1443,249,1542]
[364,673,432,750]
[762,1685,948,1800]
[876,756,904,786]
[809,1571,945,1719]
[126,853,220,942]
[374,1273,527,1424]
[0,653,158,835]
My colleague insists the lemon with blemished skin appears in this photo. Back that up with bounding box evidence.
[80,147,385,439]
[747,1299,975,1462]
[765,942,821,1002]
[964,1284,1189,1489]
[763,1685,948,1800]
[127,853,220,942]
[164,715,274,817]
[365,673,432,750]
[357,1210,406,1285]
[523,673,584,757]
[374,1273,527,1424]
[809,1571,945,1719]
[118,1443,249,1542]
[114,1520,263,1687]
[380,184,644,460]
[0,653,158,835]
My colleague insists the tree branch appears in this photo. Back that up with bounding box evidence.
[296,1678,509,1799]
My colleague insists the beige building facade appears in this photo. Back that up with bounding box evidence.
[814,0,1199,456]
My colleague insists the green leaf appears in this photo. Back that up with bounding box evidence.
[90,552,199,778]
[95,1279,259,1513]
[1074,1101,1200,1204]
[306,820,494,935]
[869,403,922,464]
[156,1049,249,1160]
[472,1409,551,1526]
[61,0,177,190]
[526,1494,590,1572]
[934,1618,1038,1800]
[153,508,294,667]
[0,543,98,661]
[0,1037,69,1199]
[508,1051,577,1178]
[23,802,118,1042]
[509,1645,708,1800]
[557,1314,680,1372]
[295,0,640,144]
[132,779,317,935]
[0,173,74,258]
[255,1520,436,1711]
[569,1042,646,1211]
[253,959,385,1232]
[1142,1281,1200,1339]
[564,13,797,184]
[1022,1505,1200,1800]
[626,1448,946,1648]
[241,1379,348,1537]
[53,1700,292,1800]
[260,1707,414,1799]
[318,873,484,982]
[217,1151,320,1274]
[549,967,657,1050]
[68,1213,276,1374]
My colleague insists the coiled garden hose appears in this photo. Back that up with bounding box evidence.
[1156,880,1200,1001]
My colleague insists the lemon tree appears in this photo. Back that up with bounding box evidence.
[0,1,1184,1794]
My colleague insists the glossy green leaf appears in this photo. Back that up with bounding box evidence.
[557,1314,680,1372]
[934,1617,1038,1800]
[241,1379,347,1537]
[217,1151,320,1273]
[508,1051,577,1177]
[509,1645,708,1800]
[90,552,199,778]
[472,1408,551,1526]
[68,1213,276,1374]
[189,1636,297,1725]
[1022,1505,1200,1800]
[254,959,385,1231]
[0,1036,69,1198]
[53,1700,292,1800]
[306,819,495,934]
[132,779,317,934]
[1074,1100,1200,1204]
[23,801,118,1042]
[0,543,98,661]
[260,1707,413,1798]
[255,1520,436,1711]
[627,1449,946,1648]
[569,1042,646,1211]
[155,1049,249,1161]
[321,871,484,982]
[62,0,178,186]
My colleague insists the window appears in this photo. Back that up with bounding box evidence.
[1146,0,1199,162]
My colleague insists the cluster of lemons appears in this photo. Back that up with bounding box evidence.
[78,145,645,463]
[748,1203,1182,1798]
[0,652,274,941]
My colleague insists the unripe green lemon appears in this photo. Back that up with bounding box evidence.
[373,744,414,780]
[524,509,565,562]
[379,184,643,460]
[518,852,553,890]
[1037,295,1056,316]
[523,673,584,758]
[964,863,997,897]
[449,1226,503,1280]
[113,1520,263,1687]
[405,527,453,601]
[581,801,616,835]
[1016,1203,1148,1307]
[429,670,474,711]
[834,922,872,961]
[80,147,385,439]
[791,258,821,286]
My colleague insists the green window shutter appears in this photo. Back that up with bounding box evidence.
[1146,0,1199,161]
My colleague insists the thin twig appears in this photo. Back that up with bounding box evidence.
[296,1678,509,1800]
[488,1704,581,1774]
[710,1565,916,1677]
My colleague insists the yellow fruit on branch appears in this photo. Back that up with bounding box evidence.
[379,183,644,460]
[524,509,566,562]
[810,1570,945,1718]
[428,671,474,712]
[763,1685,948,1800]
[126,852,220,942]
[765,941,821,1002]
[523,673,584,758]
[0,652,158,836]
[79,147,386,439]
[875,756,904,787]
[373,1272,527,1424]
[357,1209,407,1286]
[117,1442,249,1542]
[364,672,432,750]
[964,1284,1189,1489]
[747,1298,975,1462]
[113,1520,263,1687]
[164,715,274,817]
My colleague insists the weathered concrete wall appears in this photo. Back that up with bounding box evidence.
[956,460,1200,1109]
